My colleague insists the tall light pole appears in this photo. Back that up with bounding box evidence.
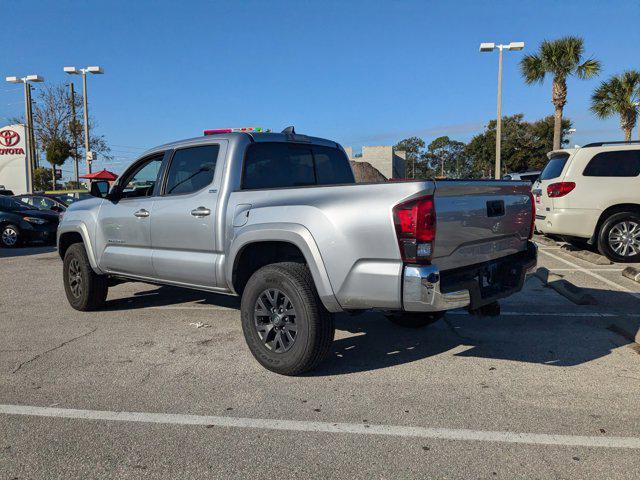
[63,66,104,175]
[5,74,45,193]
[480,41,525,179]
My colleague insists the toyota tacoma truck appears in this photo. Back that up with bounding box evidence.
[57,127,537,375]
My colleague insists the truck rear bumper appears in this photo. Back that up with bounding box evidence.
[402,241,537,312]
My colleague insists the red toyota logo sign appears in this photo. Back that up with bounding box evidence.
[0,129,20,147]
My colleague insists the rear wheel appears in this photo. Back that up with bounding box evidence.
[240,262,334,375]
[63,243,109,311]
[1,224,21,248]
[597,212,640,263]
[385,311,444,328]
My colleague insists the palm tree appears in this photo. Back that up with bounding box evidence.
[520,37,601,150]
[590,70,640,141]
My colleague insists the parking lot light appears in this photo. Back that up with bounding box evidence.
[5,74,45,193]
[480,41,525,179]
[64,65,105,175]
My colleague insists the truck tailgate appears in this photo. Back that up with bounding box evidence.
[432,181,533,271]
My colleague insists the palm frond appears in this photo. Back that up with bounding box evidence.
[576,58,602,80]
[520,53,546,84]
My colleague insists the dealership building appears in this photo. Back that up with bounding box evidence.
[0,124,29,194]
[344,145,407,179]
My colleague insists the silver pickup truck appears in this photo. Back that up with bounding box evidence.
[58,127,536,375]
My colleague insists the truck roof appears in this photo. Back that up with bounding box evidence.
[141,131,340,158]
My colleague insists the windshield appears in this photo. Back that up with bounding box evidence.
[0,197,32,211]
[539,154,569,181]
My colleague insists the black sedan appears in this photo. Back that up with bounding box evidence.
[0,195,59,248]
[13,193,68,213]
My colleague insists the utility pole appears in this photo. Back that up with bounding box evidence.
[69,82,80,184]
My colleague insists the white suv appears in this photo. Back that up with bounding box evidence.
[533,141,640,262]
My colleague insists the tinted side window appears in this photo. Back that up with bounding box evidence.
[243,143,315,189]
[165,145,220,195]
[583,150,640,177]
[121,155,163,198]
[312,145,355,185]
[539,154,569,181]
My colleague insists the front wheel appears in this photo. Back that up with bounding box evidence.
[597,212,640,263]
[240,262,334,375]
[385,311,445,328]
[1,224,21,248]
[63,243,109,311]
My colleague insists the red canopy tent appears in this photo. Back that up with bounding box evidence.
[79,169,118,181]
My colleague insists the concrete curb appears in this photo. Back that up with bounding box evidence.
[622,267,640,284]
[533,235,559,247]
[533,268,598,305]
[560,244,613,265]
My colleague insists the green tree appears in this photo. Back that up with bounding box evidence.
[33,167,53,191]
[394,137,427,178]
[520,36,601,150]
[590,70,640,141]
[465,114,573,177]
[45,137,71,190]
[423,136,469,178]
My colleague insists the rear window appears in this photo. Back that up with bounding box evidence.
[583,150,640,177]
[539,154,569,181]
[242,142,354,190]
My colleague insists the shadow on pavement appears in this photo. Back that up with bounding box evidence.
[103,282,638,376]
[104,285,241,311]
[0,245,56,258]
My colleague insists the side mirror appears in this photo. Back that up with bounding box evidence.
[90,180,109,198]
[51,205,64,213]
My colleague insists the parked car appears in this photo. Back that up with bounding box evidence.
[53,191,92,206]
[57,127,536,374]
[533,141,640,262]
[502,171,541,183]
[14,193,67,213]
[0,195,60,247]
[0,187,14,196]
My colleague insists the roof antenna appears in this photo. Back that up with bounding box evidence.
[281,126,295,135]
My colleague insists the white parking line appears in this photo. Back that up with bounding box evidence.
[540,249,640,301]
[550,268,623,272]
[1,404,640,449]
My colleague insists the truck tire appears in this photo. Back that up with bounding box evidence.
[385,311,444,328]
[63,243,108,311]
[240,262,335,375]
[597,211,640,263]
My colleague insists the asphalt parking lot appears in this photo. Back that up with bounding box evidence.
[2,238,640,479]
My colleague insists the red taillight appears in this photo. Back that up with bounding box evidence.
[528,191,535,239]
[393,195,436,264]
[547,182,575,198]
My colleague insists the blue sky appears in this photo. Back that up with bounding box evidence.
[2,0,639,177]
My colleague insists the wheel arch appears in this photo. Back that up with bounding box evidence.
[591,203,640,243]
[57,222,102,272]
[227,223,341,313]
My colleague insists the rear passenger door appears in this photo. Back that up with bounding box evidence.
[578,149,640,211]
[151,142,226,287]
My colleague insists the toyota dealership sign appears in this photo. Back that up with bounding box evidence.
[0,124,29,194]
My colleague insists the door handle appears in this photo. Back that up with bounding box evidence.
[134,209,150,218]
[190,206,211,217]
